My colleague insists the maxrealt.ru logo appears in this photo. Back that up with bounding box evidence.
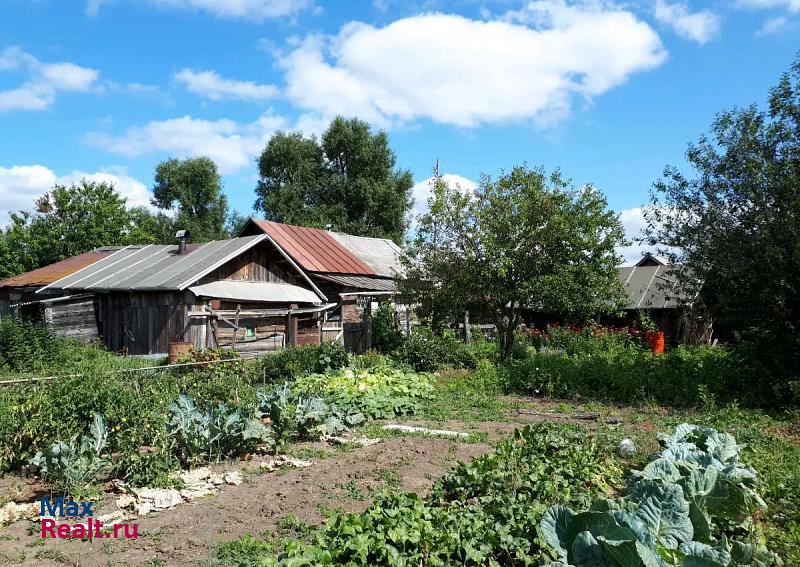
[40,496,138,540]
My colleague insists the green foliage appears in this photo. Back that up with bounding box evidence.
[255,116,413,242]
[167,394,272,464]
[255,383,362,449]
[224,423,622,565]
[370,302,404,353]
[0,318,67,372]
[292,366,435,420]
[152,156,230,241]
[30,413,109,497]
[402,166,627,360]
[256,342,349,384]
[522,324,643,356]
[501,345,765,407]
[0,180,156,278]
[390,327,477,372]
[645,56,800,337]
[645,57,800,400]
[539,424,780,567]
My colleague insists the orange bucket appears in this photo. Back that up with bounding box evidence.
[645,331,665,355]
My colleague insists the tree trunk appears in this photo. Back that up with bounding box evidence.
[496,306,519,361]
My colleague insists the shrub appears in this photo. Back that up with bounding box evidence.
[370,302,404,353]
[0,318,66,372]
[520,322,643,355]
[391,327,476,372]
[256,341,349,384]
[502,345,756,407]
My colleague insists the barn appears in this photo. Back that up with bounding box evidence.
[25,234,331,355]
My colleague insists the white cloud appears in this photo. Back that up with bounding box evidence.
[0,47,99,112]
[755,15,791,34]
[86,111,290,174]
[149,0,311,20]
[174,68,279,101]
[736,0,800,12]
[0,165,150,225]
[616,206,651,265]
[654,1,721,44]
[279,4,666,128]
[408,173,478,232]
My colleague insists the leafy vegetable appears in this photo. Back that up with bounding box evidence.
[167,394,271,464]
[30,412,109,497]
[539,423,781,567]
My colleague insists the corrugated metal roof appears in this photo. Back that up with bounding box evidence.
[189,281,321,303]
[313,273,398,291]
[40,235,268,292]
[618,265,695,309]
[327,232,404,277]
[249,220,375,275]
[0,248,117,289]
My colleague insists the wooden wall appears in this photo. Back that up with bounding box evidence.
[204,246,300,286]
[45,297,99,341]
[96,291,192,355]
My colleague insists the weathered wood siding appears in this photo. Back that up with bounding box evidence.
[96,291,192,355]
[45,297,99,340]
[203,246,300,286]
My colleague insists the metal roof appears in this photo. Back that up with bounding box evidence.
[189,281,321,303]
[0,248,117,289]
[618,264,695,310]
[313,273,398,291]
[245,220,376,276]
[39,235,268,292]
[327,232,405,277]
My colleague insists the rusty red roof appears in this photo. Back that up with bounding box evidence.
[250,220,374,275]
[0,248,117,289]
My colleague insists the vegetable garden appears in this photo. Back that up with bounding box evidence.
[0,319,798,566]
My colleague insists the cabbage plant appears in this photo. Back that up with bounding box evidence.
[540,423,781,567]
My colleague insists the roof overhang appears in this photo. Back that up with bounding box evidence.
[189,281,323,304]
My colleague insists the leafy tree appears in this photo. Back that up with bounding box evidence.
[0,180,153,277]
[255,117,413,242]
[644,56,800,334]
[402,166,627,360]
[152,157,229,242]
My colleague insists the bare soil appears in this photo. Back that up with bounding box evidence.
[0,435,491,566]
[0,398,613,567]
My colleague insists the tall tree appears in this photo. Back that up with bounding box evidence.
[0,180,153,277]
[255,117,413,242]
[644,55,800,334]
[402,166,627,360]
[152,157,229,242]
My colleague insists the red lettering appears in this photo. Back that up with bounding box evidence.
[94,520,103,538]
[72,524,87,539]
[123,523,138,539]
[57,524,71,538]
[41,519,56,538]
[113,524,122,538]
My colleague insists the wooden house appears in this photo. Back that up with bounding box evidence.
[27,234,331,355]
[1,220,409,355]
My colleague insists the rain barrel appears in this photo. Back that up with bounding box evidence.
[169,341,193,364]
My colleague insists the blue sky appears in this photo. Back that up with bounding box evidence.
[0,0,798,262]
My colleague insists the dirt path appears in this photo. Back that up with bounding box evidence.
[0,435,491,566]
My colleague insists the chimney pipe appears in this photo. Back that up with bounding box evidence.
[175,229,190,255]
